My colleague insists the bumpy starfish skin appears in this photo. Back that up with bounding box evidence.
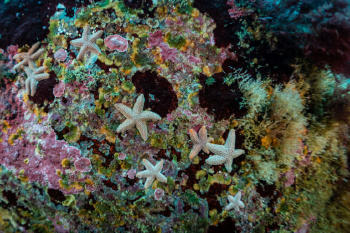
[24,66,50,96]
[136,159,167,189]
[13,42,45,70]
[205,129,245,172]
[189,126,210,160]
[70,25,103,61]
[225,191,245,211]
[115,94,161,141]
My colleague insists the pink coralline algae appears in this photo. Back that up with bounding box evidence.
[74,158,92,172]
[154,188,165,200]
[148,30,163,47]
[159,43,178,62]
[53,81,66,97]
[127,169,136,179]
[54,48,68,62]
[118,152,127,160]
[104,35,128,52]
[6,45,18,59]
[0,83,84,194]
[227,0,247,19]
[284,169,295,187]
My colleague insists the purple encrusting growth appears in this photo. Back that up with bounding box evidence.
[0,81,88,194]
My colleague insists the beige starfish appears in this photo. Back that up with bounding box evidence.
[24,66,50,96]
[189,126,210,160]
[136,159,167,189]
[115,94,161,141]
[225,191,245,211]
[13,42,44,70]
[70,25,103,61]
[205,129,245,172]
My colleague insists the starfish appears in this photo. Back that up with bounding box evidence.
[24,66,50,96]
[70,25,103,61]
[115,94,161,141]
[136,159,167,189]
[205,129,245,172]
[13,42,45,70]
[225,191,245,212]
[189,126,210,160]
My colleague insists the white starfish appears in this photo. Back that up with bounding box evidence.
[24,66,50,96]
[115,94,161,141]
[136,159,167,189]
[225,191,245,212]
[13,42,44,70]
[205,129,245,172]
[189,126,210,160]
[70,25,103,61]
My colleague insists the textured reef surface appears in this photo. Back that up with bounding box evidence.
[0,0,350,232]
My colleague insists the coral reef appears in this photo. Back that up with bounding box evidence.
[0,0,350,232]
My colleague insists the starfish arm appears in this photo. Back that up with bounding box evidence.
[30,48,44,60]
[70,38,85,48]
[154,160,164,172]
[13,53,24,60]
[189,129,200,144]
[144,176,155,189]
[225,129,236,149]
[28,42,40,54]
[202,144,210,154]
[133,94,145,114]
[30,79,38,96]
[234,191,242,201]
[24,66,32,76]
[82,26,89,40]
[225,203,234,211]
[13,61,25,70]
[189,144,202,160]
[136,121,148,141]
[233,149,245,158]
[34,73,50,81]
[25,78,31,95]
[156,173,167,183]
[142,159,155,171]
[199,126,208,141]
[90,30,103,42]
[239,201,245,209]
[136,170,151,178]
[228,195,235,203]
[117,119,135,133]
[205,155,226,166]
[76,45,88,61]
[87,43,101,55]
[139,111,161,121]
[224,157,233,172]
[28,60,37,69]
[115,104,133,118]
[34,66,45,74]
[206,143,227,156]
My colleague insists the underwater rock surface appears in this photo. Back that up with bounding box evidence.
[0,0,350,232]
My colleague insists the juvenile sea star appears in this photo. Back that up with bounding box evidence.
[225,191,245,211]
[70,25,103,61]
[136,159,167,189]
[205,129,245,172]
[189,126,210,160]
[115,94,161,141]
[13,42,44,70]
[24,66,50,96]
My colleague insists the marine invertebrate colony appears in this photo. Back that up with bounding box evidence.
[0,0,350,232]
